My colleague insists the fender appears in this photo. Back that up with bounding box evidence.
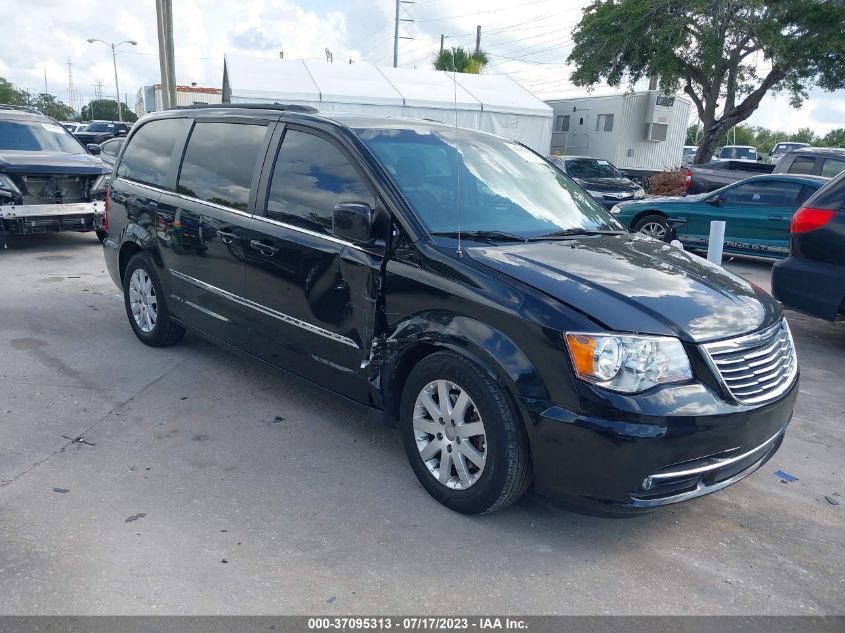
[374,310,551,427]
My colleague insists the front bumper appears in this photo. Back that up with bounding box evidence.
[526,378,797,514]
[0,202,104,235]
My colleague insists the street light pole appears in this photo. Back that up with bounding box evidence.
[87,38,137,122]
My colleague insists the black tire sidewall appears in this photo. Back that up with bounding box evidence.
[634,214,669,237]
[122,253,173,346]
[399,352,518,514]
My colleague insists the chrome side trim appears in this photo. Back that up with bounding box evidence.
[251,214,365,251]
[648,430,783,480]
[171,294,230,322]
[169,270,360,349]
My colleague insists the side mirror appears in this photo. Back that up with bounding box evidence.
[756,156,763,162]
[707,194,723,206]
[117,129,128,136]
[333,202,373,245]
[87,143,101,155]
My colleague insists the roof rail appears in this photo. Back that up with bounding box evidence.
[0,104,40,114]
[172,103,318,113]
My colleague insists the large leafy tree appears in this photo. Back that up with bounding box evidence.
[0,77,29,106]
[819,128,845,147]
[29,93,75,121]
[433,47,489,74]
[567,0,845,164]
[80,99,137,123]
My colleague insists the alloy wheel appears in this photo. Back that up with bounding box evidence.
[413,379,487,490]
[639,221,667,240]
[128,268,158,333]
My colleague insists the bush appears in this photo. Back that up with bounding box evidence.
[648,169,686,196]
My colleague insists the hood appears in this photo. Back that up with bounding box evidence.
[574,177,638,193]
[467,234,779,343]
[0,151,107,175]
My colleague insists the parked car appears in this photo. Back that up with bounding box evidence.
[546,155,644,207]
[74,120,130,146]
[772,170,845,321]
[94,137,124,168]
[0,107,109,241]
[773,147,845,179]
[103,105,798,515]
[715,145,759,162]
[611,174,827,258]
[768,142,811,165]
[686,159,774,194]
[60,121,84,134]
[682,145,698,163]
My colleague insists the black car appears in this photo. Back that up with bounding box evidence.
[773,147,845,179]
[74,120,130,147]
[0,107,109,240]
[547,155,644,207]
[102,105,798,515]
[772,170,845,321]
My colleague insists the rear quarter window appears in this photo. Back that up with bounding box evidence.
[821,158,845,179]
[787,156,816,175]
[117,118,189,188]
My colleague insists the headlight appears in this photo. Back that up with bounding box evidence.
[610,204,621,215]
[634,187,645,199]
[565,332,692,393]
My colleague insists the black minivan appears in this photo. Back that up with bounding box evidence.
[102,105,798,515]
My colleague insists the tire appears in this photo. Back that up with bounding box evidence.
[633,214,669,241]
[122,253,185,347]
[399,351,531,514]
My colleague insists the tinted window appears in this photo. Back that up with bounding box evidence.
[117,118,188,187]
[86,122,115,132]
[0,120,82,153]
[565,158,623,179]
[788,156,815,175]
[721,180,804,206]
[177,122,267,210]
[821,158,845,179]
[720,147,756,160]
[266,129,374,234]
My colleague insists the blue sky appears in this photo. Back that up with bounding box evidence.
[0,0,841,135]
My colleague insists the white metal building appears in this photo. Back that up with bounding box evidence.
[546,91,692,173]
[135,84,223,117]
[221,55,553,153]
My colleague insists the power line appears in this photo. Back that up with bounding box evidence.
[414,0,550,23]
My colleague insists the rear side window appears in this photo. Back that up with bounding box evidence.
[722,180,804,206]
[266,129,374,234]
[821,158,845,179]
[177,122,268,211]
[788,156,816,175]
[117,118,188,187]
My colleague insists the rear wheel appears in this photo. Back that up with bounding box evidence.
[122,253,185,347]
[633,214,669,241]
[399,351,531,514]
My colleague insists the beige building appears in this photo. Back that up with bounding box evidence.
[135,84,223,117]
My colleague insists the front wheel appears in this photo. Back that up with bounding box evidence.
[633,214,669,241]
[399,351,531,514]
[122,253,185,347]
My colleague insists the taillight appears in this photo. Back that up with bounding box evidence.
[103,187,110,232]
[791,207,834,234]
[684,168,692,189]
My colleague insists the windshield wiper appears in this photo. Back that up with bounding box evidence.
[532,228,627,240]
[430,230,527,242]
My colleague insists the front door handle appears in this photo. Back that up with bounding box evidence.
[768,215,782,221]
[217,229,236,244]
[249,239,279,256]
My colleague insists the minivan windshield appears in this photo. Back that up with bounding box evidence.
[358,127,622,237]
[565,158,624,180]
[0,120,84,153]
[773,143,809,156]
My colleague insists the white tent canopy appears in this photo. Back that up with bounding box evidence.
[222,55,553,153]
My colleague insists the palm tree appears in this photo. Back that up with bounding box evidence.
[433,47,489,74]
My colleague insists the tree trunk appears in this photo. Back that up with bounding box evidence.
[695,126,723,165]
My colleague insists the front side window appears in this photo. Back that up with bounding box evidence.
[788,156,816,175]
[177,122,268,210]
[357,126,622,237]
[0,120,83,153]
[821,158,845,179]
[117,118,189,187]
[266,129,374,234]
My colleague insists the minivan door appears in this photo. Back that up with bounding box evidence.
[156,119,275,345]
[241,125,383,403]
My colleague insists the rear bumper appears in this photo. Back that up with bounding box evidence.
[0,202,104,235]
[772,256,845,321]
[526,378,797,514]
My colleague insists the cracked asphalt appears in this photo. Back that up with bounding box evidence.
[0,233,842,615]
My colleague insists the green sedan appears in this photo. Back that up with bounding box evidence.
[610,174,829,258]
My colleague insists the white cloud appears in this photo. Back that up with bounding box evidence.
[0,0,840,134]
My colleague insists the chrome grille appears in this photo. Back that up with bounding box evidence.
[703,319,798,405]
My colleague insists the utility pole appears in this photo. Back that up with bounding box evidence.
[393,0,415,67]
[43,68,48,95]
[67,58,77,113]
[440,34,444,53]
[155,0,176,109]
[475,26,481,55]
[87,38,137,122]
